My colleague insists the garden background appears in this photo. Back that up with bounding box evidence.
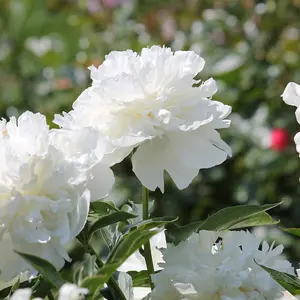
[1,0,300,269]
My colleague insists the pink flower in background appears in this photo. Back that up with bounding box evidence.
[270,128,289,152]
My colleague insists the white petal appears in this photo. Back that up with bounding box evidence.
[294,132,300,154]
[133,287,151,300]
[132,139,165,192]
[69,189,90,240]
[10,288,32,300]
[0,234,35,282]
[282,82,300,107]
[85,163,115,201]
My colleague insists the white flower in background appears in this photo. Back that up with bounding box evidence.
[10,283,88,300]
[150,230,294,300]
[118,230,166,273]
[54,46,232,192]
[230,106,272,149]
[0,111,114,282]
[282,82,300,153]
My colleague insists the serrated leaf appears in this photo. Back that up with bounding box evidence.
[88,211,137,241]
[257,263,300,295]
[14,251,64,289]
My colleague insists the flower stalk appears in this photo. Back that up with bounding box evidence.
[80,240,127,300]
[142,186,155,290]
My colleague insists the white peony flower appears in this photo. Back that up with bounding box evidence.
[150,230,294,300]
[54,45,232,192]
[282,82,300,153]
[0,111,114,282]
[10,283,88,300]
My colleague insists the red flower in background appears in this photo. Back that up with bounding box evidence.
[270,128,289,151]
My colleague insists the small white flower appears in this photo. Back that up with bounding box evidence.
[10,288,34,300]
[54,46,232,192]
[150,230,294,300]
[0,111,114,282]
[58,283,89,300]
[10,283,88,300]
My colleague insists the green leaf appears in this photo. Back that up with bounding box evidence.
[90,201,119,214]
[167,221,204,245]
[198,202,281,231]
[80,274,105,297]
[167,203,280,244]
[88,211,137,240]
[128,270,152,287]
[84,217,176,286]
[14,251,64,289]
[257,263,300,295]
[74,255,98,285]
[280,228,300,238]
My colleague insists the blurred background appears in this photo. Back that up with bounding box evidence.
[1,0,300,266]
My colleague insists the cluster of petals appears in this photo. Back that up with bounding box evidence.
[282,82,300,153]
[150,230,294,300]
[54,46,232,192]
[0,111,114,282]
[10,283,88,300]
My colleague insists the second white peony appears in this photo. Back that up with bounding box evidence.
[150,230,294,300]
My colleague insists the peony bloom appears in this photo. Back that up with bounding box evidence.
[282,82,300,154]
[54,46,232,192]
[10,283,88,300]
[150,230,294,300]
[0,111,114,282]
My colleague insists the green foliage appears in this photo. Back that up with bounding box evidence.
[3,0,300,298]
[88,211,137,241]
[14,251,64,289]
[258,264,300,296]
[168,202,280,244]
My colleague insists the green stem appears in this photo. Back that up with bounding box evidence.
[88,245,127,300]
[142,186,155,290]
